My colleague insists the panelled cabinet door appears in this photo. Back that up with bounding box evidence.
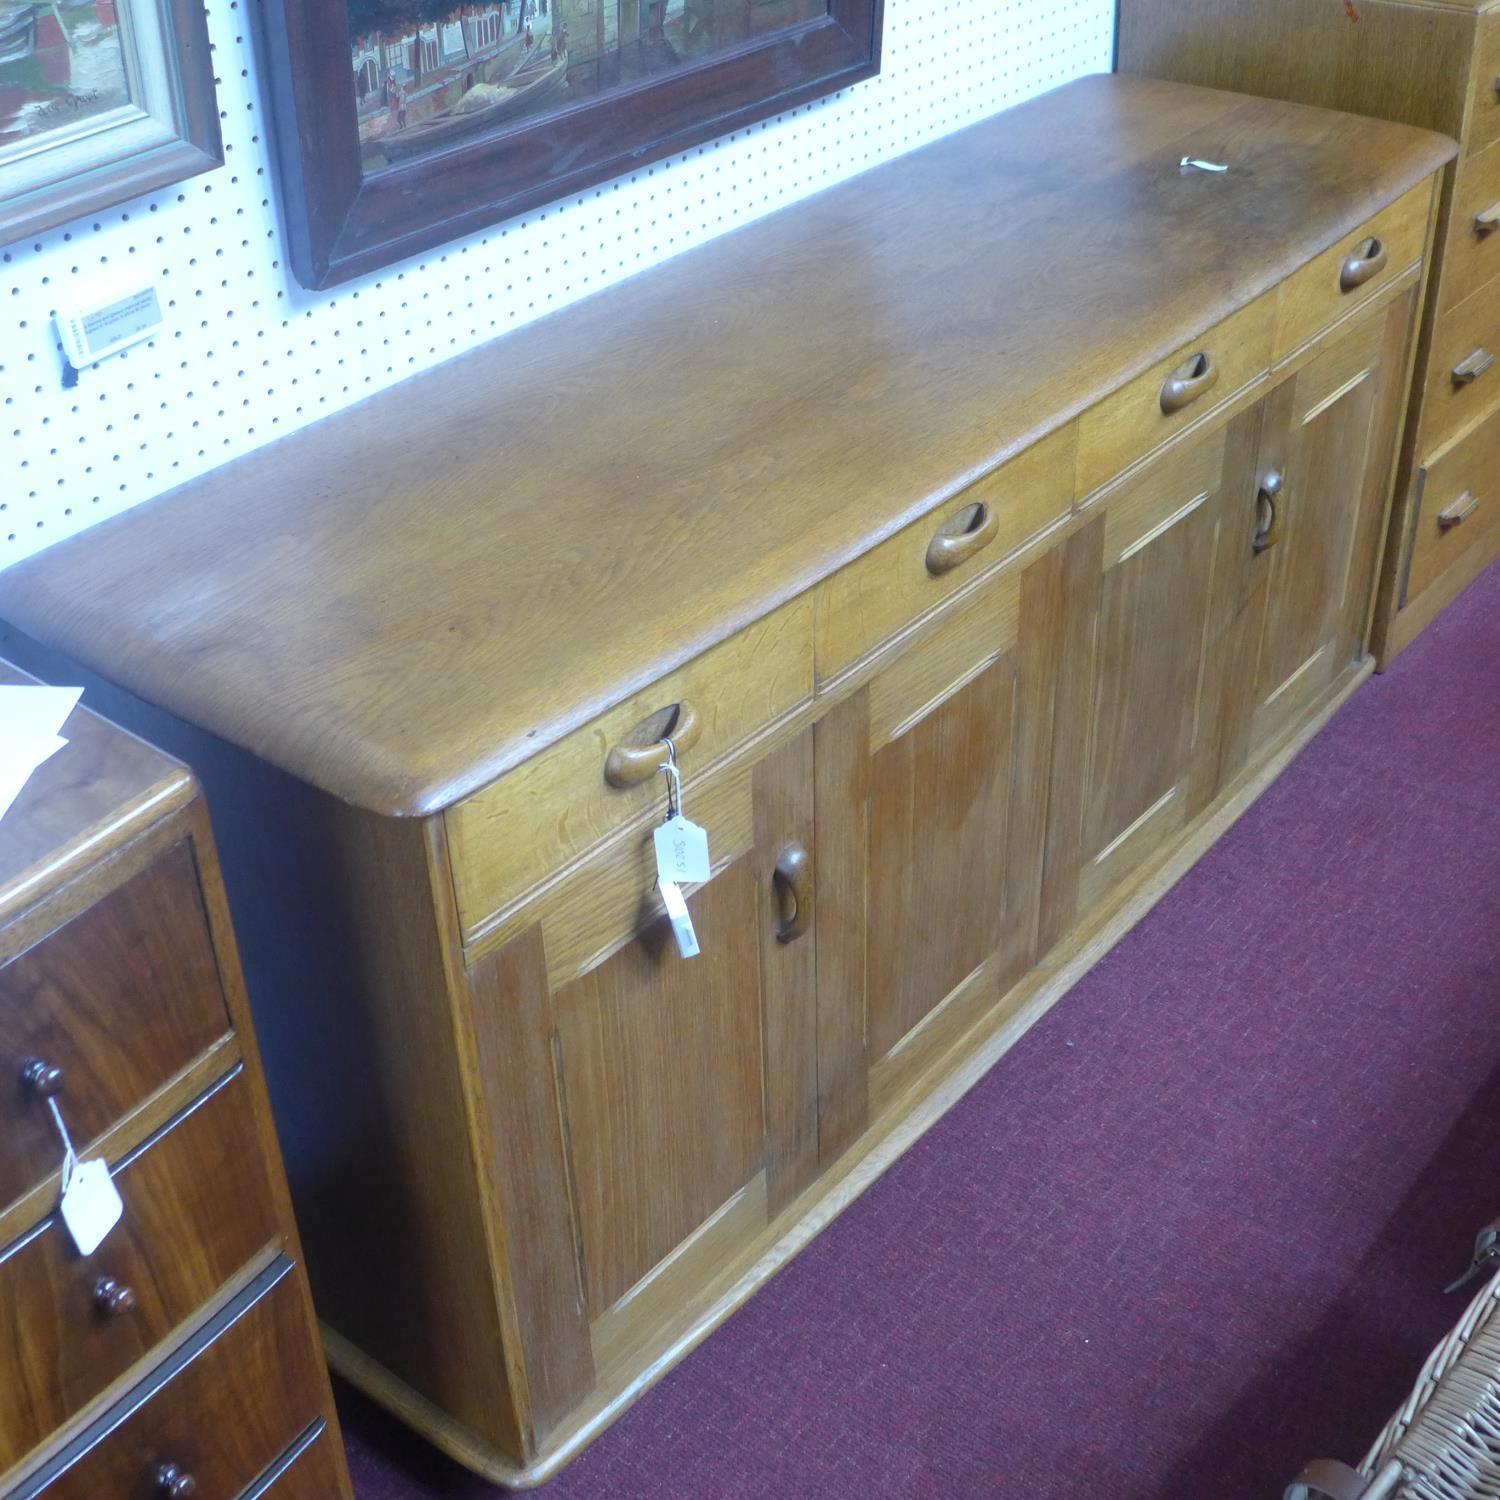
[1041,411,1262,943]
[814,554,1070,1155]
[1248,287,1418,747]
[465,731,816,1442]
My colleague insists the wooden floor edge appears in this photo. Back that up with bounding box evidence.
[324,655,1374,1489]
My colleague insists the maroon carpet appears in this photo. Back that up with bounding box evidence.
[341,563,1500,1500]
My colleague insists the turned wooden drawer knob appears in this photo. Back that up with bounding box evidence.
[1159,350,1218,415]
[20,1058,65,1099]
[1339,236,1388,292]
[154,1462,197,1498]
[603,700,702,788]
[925,501,998,575]
[93,1277,138,1318]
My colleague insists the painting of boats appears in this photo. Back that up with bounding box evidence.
[0,0,129,150]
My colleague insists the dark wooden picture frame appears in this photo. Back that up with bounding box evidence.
[260,0,882,290]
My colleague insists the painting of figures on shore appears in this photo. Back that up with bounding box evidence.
[0,0,129,156]
[350,0,828,170]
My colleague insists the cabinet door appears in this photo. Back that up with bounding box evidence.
[1247,287,1416,746]
[814,549,1075,1154]
[1040,413,1263,941]
[465,731,816,1435]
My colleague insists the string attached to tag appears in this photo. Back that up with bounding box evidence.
[43,1091,123,1256]
[654,736,710,959]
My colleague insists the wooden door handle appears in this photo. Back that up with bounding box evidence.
[1453,348,1496,386]
[925,501,998,576]
[1438,490,1479,530]
[1475,201,1500,235]
[1253,470,1283,555]
[1160,351,1218,415]
[1339,237,1388,292]
[603,700,702,788]
[20,1058,65,1099]
[773,841,812,943]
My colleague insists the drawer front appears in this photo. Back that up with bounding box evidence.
[244,1422,344,1498]
[0,1069,278,1475]
[1406,406,1500,604]
[446,597,812,939]
[1076,294,1274,499]
[815,423,1074,683]
[1472,13,1500,158]
[1274,179,1432,358]
[1443,137,1500,313]
[14,1256,324,1500]
[0,841,232,1214]
[1421,280,1500,454]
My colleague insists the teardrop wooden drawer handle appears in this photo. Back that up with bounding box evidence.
[603,700,702,788]
[93,1277,138,1318]
[1453,348,1495,385]
[1159,350,1218,415]
[925,501,998,576]
[1476,201,1500,235]
[154,1463,198,1498]
[20,1058,65,1099]
[1339,236,1388,292]
[1438,490,1479,530]
[773,841,812,943]
[1253,470,1284,555]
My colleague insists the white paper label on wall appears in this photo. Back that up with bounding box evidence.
[59,1158,124,1256]
[660,879,701,959]
[654,815,711,887]
[55,283,164,371]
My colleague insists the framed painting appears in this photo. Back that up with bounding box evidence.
[261,0,883,289]
[0,0,220,246]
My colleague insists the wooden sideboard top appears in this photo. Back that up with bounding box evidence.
[0,75,1456,817]
[0,662,193,927]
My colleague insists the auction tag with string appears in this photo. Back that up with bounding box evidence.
[47,1097,123,1256]
[654,814,711,887]
[659,879,701,960]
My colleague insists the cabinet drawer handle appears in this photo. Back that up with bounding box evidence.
[1438,490,1479,530]
[773,841,812,943]
[1476,202,1500,235]
[1253,470,1283,555]
[603,700,702,788]
[925,501,998,576]
[1159,351,1218,415]
[1453,349,1496,386]
[20,1058,65,1099]
[154,1463,197,1498]
[93,1277,138,1318]
[1339,237,1388,292]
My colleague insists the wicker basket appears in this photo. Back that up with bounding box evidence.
[1286,1267,1500,1500]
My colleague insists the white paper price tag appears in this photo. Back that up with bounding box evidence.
[59,1158,123,1256]
[654,815,711,887]
[660,879,701,959]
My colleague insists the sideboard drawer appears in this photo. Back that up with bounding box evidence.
[1442,137,1500,313]
[243,1423,342,1498]
[1076,294,1274,498]
[815,424,1074,683]
[1472,12,1500,158]
[1421,281,1500,455]
[446,597,813,939]
[0,1068,277,1475]
[11,1257,324,1500]
[1274,179,1431,357]
[1407,407,1500,604]
[0,841,233,1214]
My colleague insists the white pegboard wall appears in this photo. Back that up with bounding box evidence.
[0,0,1114,566]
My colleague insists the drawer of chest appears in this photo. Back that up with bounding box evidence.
[1076,294,1273,499]
[242,1421,343,1499]
[1421,281,1500,454]
[0,841,233,1216]
[1406,406,1500,605]
[0,1068,278,1477]
[1472,13,1500,159]
[1442,137,1500,313]
[10,1256,323,1500]
[815,424,1074,683]
[1274,179,1432,358]
[446,596,812,940]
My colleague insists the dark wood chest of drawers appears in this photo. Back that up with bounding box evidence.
[0,661,352,1499]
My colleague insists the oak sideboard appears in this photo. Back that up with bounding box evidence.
[1118,0,1500,662]
[0,76,1456,1485]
